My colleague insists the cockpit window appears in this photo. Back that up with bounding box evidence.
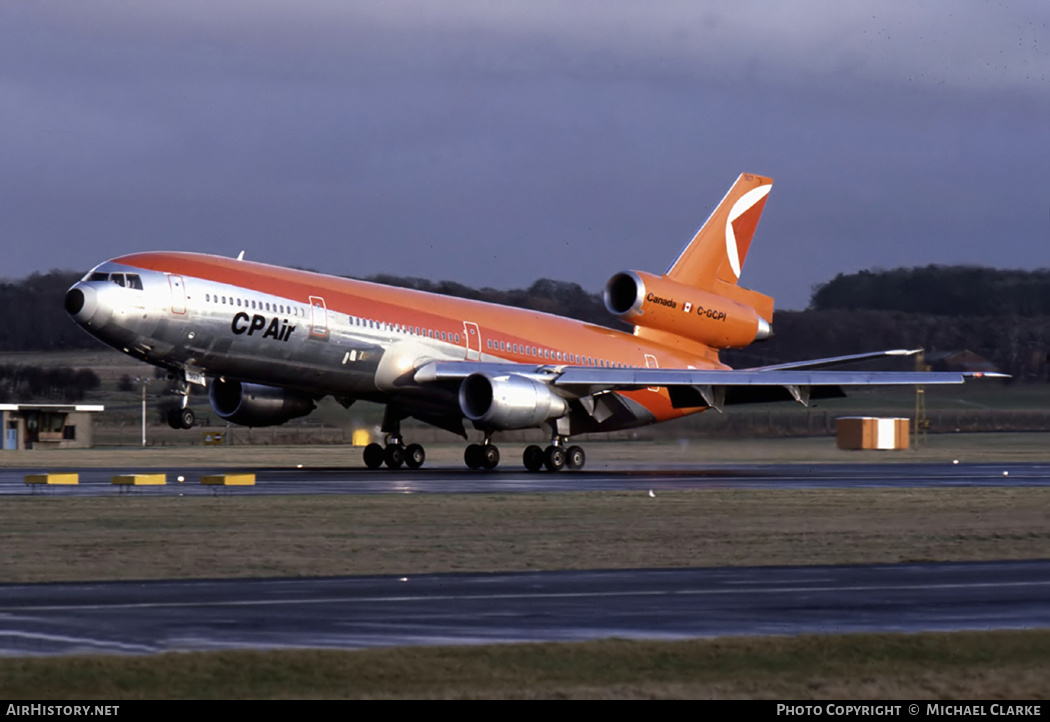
[82,271,143,289]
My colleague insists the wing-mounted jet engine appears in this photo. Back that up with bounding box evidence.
[208,378,315,427]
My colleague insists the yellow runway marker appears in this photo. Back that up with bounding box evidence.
[111,474,167,486]
[201,474,256,486]
[24,473,79,485]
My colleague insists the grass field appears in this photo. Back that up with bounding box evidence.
[2,487,1049,582]
[4,631,1050,699]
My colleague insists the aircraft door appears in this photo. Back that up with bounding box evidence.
[309,296,329,340]
[169,275,187,315]
[645,353,659,392]
[463,321,481,360]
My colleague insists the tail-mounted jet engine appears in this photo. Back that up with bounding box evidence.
[604,270,772,349]
[208,378,316,427]
[459,372,568,430]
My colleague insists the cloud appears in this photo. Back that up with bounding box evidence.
[1,1,1047,310]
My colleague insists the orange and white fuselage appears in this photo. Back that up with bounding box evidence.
[64,174,980,470]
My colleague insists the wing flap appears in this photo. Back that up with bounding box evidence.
[416,360,1000,390]
[743,349,923,372]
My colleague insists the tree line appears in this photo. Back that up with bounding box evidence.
[0,365,100,403]
[811,265,1050,316]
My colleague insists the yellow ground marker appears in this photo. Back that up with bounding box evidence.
[201,473,256,486]
[111,473,167,486]
[25,473,79,485]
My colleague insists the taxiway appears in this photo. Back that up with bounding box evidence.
[1,560,1048,656]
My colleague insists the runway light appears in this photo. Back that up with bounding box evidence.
[649,490,655,497]
[953,459,959,465]
[177,475,185,483]
[400,577,408,582]
[297,464,303,468]
[1003,471,1009,476]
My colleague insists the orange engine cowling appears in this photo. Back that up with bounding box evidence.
[604,271,772,349]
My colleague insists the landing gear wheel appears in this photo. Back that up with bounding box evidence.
[565,445,585,471]
[481,444,500,470]
[404,443,426,469]
[464,443,484,470]
[544,445,566,472]
[167,407,194,430]
[363,443,385,469]
[384,444,405,469]
[523,445,544,472]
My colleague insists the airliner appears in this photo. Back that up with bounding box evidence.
[64,174,992,471]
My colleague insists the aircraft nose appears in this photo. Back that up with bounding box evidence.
[65,287,85,315]
[65,283,101,325]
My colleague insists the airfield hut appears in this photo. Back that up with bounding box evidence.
[835,417,910,451]
[0,404,104,451]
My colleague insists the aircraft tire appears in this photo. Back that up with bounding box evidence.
[464,443,484,469]
[481,444,500,470]
[523,445,544,472]
[166,408,183,430]
[405,443,425,469]
[384,444,405,469]
[566,445,585,471]
[544,445,566,472]
[178,408,195,429]
[363,443,385,469]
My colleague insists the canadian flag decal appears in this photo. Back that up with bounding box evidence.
[683,302,692,313]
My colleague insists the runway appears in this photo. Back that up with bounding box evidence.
[1,560,1048,656]
[4,461,1050,496]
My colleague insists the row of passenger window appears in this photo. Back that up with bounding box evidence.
[349,315,460,344]
[204,292,305,317]
[486,338,631,368]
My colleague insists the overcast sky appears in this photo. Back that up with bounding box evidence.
[2,1,1047,309]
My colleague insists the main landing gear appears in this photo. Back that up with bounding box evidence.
[522,440,585,473]
[464,434,585,473]
[358,408,585,472]
[363,408,427,470]
[363,435,426,470]
[464,438,500,470]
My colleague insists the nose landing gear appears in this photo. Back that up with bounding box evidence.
[166,372,196,429]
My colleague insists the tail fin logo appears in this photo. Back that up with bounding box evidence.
[725,184,772,279]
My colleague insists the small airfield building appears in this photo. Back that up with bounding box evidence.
[1,404,104,450]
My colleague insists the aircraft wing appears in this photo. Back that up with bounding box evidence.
[413,360,1003,411]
